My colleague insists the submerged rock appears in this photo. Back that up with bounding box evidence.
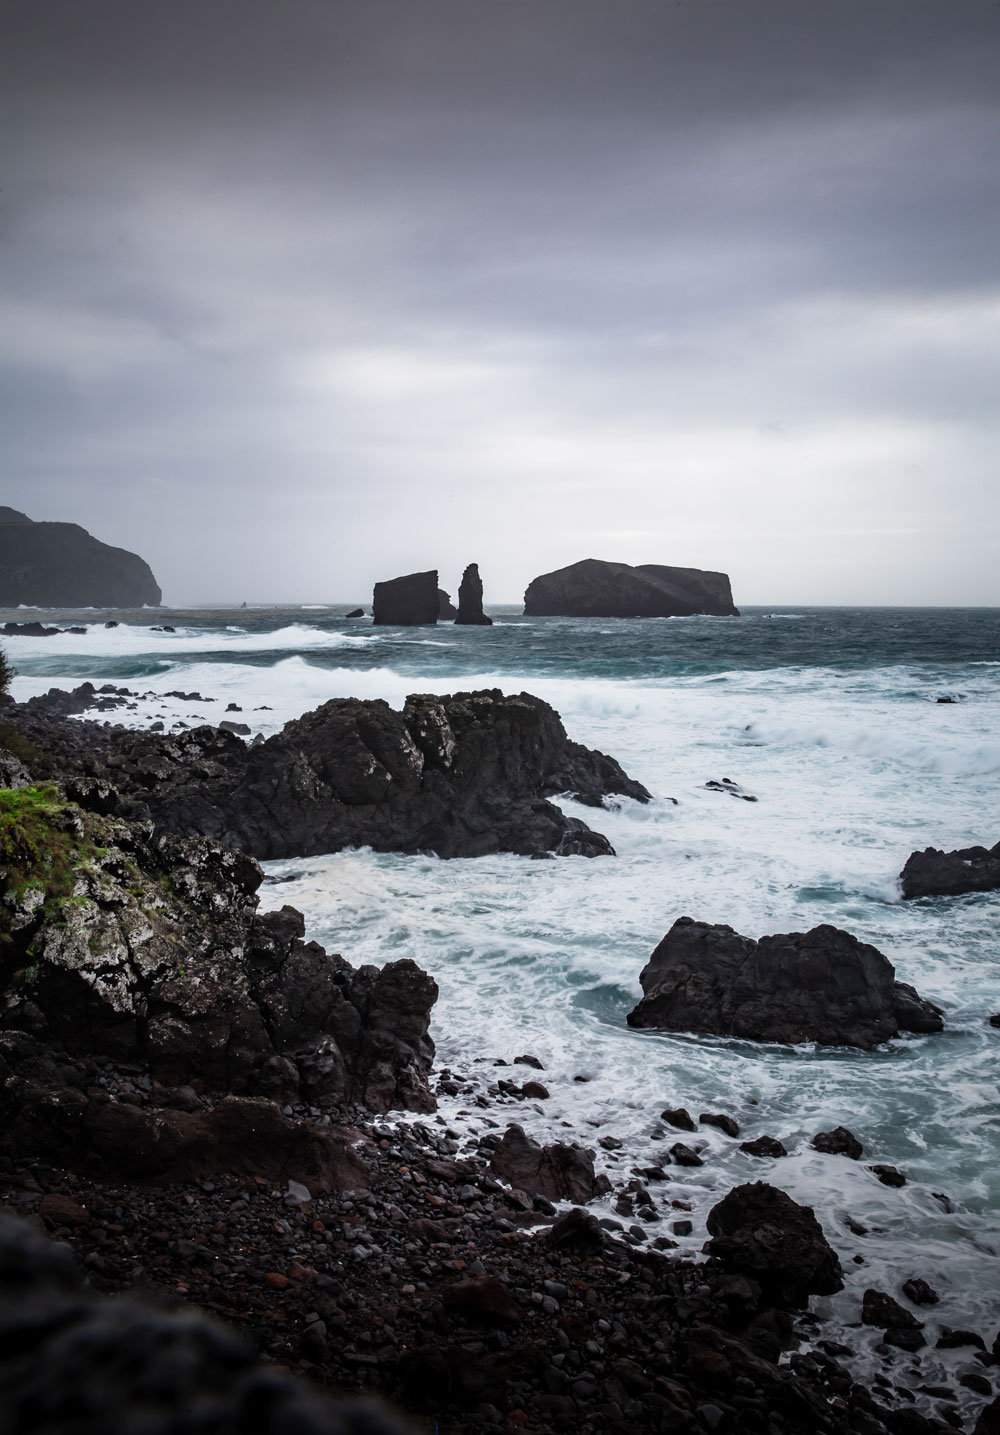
[0,508,161,607]
[8,685,650,860]
[372,570,439,625]
[523,557,738,618]
[704,1182,844,1308]
[454,562,493,626]
[626,917,943,1049]
[900,840,1000,899]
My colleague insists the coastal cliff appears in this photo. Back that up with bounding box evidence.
[0,508,161,607]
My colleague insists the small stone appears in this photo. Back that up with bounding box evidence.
[521,1081,549,1100]
[739,1135,788,1158]
[265,1272,289,1290]
[902,1277,939,1306]
[700,1112,739,1137]
[513,1054,545,1070]
[598,1136,623,1151]
[37,1194,90,1229]
[672,1219,693,1236]
[869,1163,906,1187]
[669,1142,704,1168]
[661,1107,696,1131]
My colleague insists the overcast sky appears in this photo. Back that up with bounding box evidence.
[3,0,999,605]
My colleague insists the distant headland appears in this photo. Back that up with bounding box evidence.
[0,508,161,608]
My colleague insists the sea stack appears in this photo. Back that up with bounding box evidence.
[523,558,738,618]
[455,563,493,625]
[0,507,161,607]
[372,570,440,625]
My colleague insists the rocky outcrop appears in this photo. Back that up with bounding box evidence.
[0,509,161,607]
[8,686,650,859]
[487,1123,610,1203]
[900,840,1000,899]
[704,1182,844,1308]
[455,563,493,626]
[626,917,943,1049]
[437,588,457,619]
[372,571,439,625]
[0,785,437,1114]
[523,558,738,618]
[0,1210,413,1434]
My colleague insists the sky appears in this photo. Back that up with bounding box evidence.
[2,0,999,606]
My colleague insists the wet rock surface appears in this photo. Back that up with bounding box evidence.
[4,685,650,860]
[627,917,944,1049]
[900,843,1000,900]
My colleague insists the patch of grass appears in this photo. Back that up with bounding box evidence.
[0,785,92,908]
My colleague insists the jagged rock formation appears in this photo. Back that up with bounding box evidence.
[0,1210,414,1434]
[455,563,493,626]
[0,784,438,1123]
[487,1124,610,1203]
[7,686,651,859]
[900,840,1000,899]
[0,508,161,607]
[626,917,943,1049]
[437,588,457,619]
[523,558,738,618]
[372,571,439,625]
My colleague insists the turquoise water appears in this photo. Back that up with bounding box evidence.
[5,603,1000,1406]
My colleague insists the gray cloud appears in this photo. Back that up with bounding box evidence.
[2,0,999,604]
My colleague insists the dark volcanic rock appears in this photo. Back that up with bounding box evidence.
[372,570,439,625]
[0,1210,411,1435]
[704,1182,844,1308]
[812,1127,864,1159]
[626,916,943,1049]
[454,563,493,626]
[487,1123,610,1203]
[343,608,365,618]
[437,588,456,620]
[900,840,1000,899]
[0,509,161,607]
[740,1135,788,1159]
[9,685,650,860]
[0,790,437,1115]
[523,557,738,618]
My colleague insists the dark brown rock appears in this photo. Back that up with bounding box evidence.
[627,917,943,1049]
[704,1182,844,1308]
[442,1275,522,1325]
[739,1135,788,1159]
[487,1123,609,1203]
[812,1126,864,1159]
[700,1111,740,1137]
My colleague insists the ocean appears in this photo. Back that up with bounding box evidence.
[5,602,999,1397]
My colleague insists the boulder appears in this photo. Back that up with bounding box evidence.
[343,608,365,618]
[900,840,1000,899]
[455,563,493,626]
[704,1182,844,1308]
[372,570,439,625]
[0,509,161,607]
[739,1136,788,1159]
[0,788,438,1113]
[523,558,738,618]
[8,685,650,861]
[488,1124,610,1203]
[626,917,943,1049]
[812,1126,863,1159]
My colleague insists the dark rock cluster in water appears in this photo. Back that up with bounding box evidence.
[523,558,739,618]
[0,506,162,607]
[5,684,650,859]
[900,841,1000,900]
[626,917,943,1048]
